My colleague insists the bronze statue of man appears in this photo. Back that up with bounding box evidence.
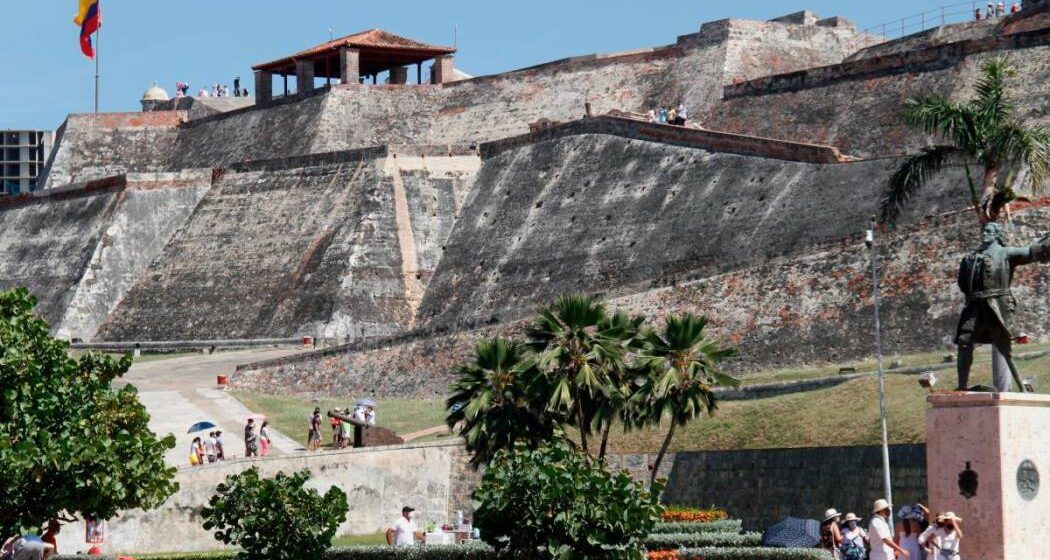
[955,223,1050,391]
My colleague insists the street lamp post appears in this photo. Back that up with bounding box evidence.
[866,219,894,533]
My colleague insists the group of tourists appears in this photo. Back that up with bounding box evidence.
[188,430,226,466]
[243,418,271,458]
[312,402,377,451]
[174,78,248,99]
[821,500,963,560]
[647,104,689,126]
[1,521,62,560]
[975,2,1021,19]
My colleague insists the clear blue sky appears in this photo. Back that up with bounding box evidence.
[1,0,965,130]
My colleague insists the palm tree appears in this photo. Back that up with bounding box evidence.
[633,313,738,485]
[527,294,624,454]
[446,337,553,467]
[882,56,1050,225]
[592,311,650,460]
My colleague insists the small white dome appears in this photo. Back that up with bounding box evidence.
[141,83,169,102]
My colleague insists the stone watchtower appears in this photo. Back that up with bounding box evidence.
[140,83,170,112]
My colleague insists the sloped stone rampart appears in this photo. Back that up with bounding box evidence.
[54,171,213,340]
[417,132,963,333]
[43,112,183,189]
[709,20,1050,158]
[95,149,480,342]
[231,193,1050,400]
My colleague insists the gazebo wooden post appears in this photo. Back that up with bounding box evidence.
[416,63,422,85]
[283,74,288,96]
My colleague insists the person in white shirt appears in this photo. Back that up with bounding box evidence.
[353,405,376,426]
[869,499,910,560]
[386,506,421,547]
[919,512,963,560]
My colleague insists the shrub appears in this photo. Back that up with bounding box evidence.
[473,441,664,559]
[650,520,744,534]
[661,507,729,523]
[644,532,761,550]
[678,548,834,560]
[201,468,348,560]
[326,544,495,559]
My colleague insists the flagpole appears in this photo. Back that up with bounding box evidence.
[94,1,101,113]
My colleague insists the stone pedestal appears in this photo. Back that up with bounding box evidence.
[340,47,360,85]
[927,393,1050,560]
[254,71,272,105]
[295,59,315,93]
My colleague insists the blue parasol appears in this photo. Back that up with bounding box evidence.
[187,421,219,434]
[762,517,821,548]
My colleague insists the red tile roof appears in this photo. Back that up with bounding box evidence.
[253,28,456,72]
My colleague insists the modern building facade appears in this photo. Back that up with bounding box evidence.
[2,130,53,194]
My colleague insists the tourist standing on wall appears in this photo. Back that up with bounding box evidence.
[839,513,868,560]
[259,420,271,456]
[820,509,843,559]
[1012,3,1021,14]
[308,407,323,451]
[996,2,1006,16]
[244,418,258,458]
[189,437,202,466]
[869,499,910,560]
[676,103,688,126]
[919,513,963,560]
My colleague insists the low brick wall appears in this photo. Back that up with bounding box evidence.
[656,444,927,531]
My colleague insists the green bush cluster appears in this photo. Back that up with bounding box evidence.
[57,541,834,560]
[650,520,744,534]
[644,531,761,549]
[678,547,834,560]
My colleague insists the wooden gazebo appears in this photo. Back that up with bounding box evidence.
[252,29,457,104]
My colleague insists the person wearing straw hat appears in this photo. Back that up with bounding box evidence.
[819,508,844,559]
[839,513,868,560]
[869,499,910,560]
[919,512,963,560]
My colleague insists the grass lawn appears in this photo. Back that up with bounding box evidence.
[332,533,387,546]
[601,350,1050,453]
[231,347,1050,453]
[232,391,448,446]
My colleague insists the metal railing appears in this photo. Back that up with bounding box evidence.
[863,1,1021,40]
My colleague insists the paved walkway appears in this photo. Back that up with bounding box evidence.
[119,348,307,466]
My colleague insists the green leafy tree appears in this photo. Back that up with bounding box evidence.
[634,313,738,485]
[882,55,1050,225]
[473,441,664,560]
[445,337,555,467]
[0,288,177,535]
[202,468,348,560]
[527,294,625,454]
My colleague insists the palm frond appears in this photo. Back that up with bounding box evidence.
[881,146,967,224]
[992,121,1050,192]
[902,96,979,151]
[972,55,1016,127]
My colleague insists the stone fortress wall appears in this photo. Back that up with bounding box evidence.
[6,6,1050,380]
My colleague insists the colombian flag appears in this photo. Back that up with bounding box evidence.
[74,0,101,59]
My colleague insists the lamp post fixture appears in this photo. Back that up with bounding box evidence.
[866,218,894,534]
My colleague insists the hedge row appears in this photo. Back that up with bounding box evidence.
[644,532,761,549]
[650,519,744,534]
[678,547,834,560]
[56,545,495,560]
